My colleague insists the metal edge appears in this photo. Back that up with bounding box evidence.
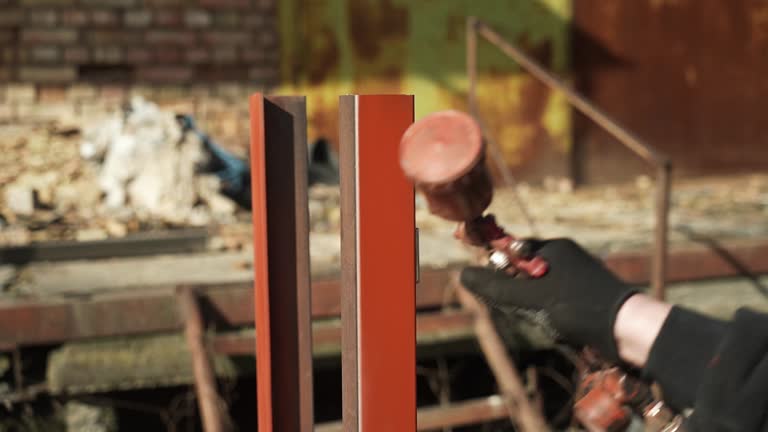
[338,94,360,431]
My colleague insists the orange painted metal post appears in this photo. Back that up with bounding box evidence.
[249,94,314,432]
[339,95,416,431]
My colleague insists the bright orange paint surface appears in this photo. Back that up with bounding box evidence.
[249,93,274,432]
[357,95,416,431]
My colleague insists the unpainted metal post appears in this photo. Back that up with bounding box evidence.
[339,95,416,432]
[249,94,314,432]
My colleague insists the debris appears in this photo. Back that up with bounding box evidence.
[0,226,31,246]
[104,220,127,238]
[55,180,102,213]
[635,175,652,190]
[76,228,108,242]
[196,175,237,218]
[64,401,118,432]
[3,184,34,216]
[0,96,251,246]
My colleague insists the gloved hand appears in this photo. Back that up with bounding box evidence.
[460,238,638,363]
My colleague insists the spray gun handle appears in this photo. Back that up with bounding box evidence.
[487,237,549,277]
[455,218,549,278]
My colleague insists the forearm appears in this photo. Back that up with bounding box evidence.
[613,293,672,368]
[614,294,728,409]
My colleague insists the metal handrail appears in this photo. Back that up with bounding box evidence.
[466,17,671,299]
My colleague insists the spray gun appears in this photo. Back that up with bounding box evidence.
[398,110,685,432]
[399,110,548,278]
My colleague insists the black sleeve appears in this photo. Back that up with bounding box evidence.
[644,307,768,431]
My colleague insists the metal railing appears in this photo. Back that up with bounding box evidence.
[466,17,671,299]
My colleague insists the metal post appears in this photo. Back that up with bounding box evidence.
[339,95,416,431]
[249,94,314,432]
[652,163,671,299]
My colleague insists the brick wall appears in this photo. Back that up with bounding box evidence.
[0,0,280,152]
[0,0,278,84]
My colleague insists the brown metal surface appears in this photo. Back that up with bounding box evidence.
[249,94,313,432]
[467,17,671,299]
[339,95,416,432]
[572,1,768,183]
[178,287,234,432]
[315,395,509,432]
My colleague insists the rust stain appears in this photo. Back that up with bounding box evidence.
[477,74,567,180]
[307,27,340,85]
[278,0,573,182]
[348,0,408,61]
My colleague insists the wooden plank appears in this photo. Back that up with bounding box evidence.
[339,95,416,432]
[249,94,313,432]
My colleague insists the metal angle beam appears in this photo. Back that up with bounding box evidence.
[249,94,314,432]
[339,95,416,432]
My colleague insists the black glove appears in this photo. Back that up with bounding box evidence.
[460,238,637,363]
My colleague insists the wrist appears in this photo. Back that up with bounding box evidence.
[613,293,672,367]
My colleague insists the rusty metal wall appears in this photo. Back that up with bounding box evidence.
[573,0,768,184]
[278,0,573,182]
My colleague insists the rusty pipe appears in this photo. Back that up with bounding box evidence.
[474,21,666,167]
[467,17,671,299]
[652,163,672,300]
[454,277,551,431]
[178,286,234,432]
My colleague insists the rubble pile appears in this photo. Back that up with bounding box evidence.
[2,94,767,253]
[300,174,768,274]
[418,174,768,253]
[0,97,242,246]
